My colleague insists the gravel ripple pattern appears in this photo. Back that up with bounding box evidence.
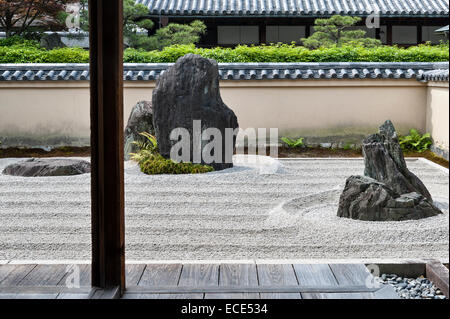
[0,156,448,261]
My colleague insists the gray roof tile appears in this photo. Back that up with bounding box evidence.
[0,62,448,81]
[135,0,449,17]
[419,69,449,81]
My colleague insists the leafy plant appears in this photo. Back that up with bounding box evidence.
[399,129,432,153]
[281,137,305,148]
[130,132,214,175]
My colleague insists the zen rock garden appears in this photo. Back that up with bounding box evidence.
[337,120,442,221]
[0,56,443,226]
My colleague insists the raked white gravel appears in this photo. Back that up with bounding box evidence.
[0,156,448,261]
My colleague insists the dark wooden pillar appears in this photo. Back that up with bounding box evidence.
[89,0,125,296]
[305,25,311,38]
[375,27,381,40]
[259,23,266,44]
[417,25,423,44]
[386,24,393,45]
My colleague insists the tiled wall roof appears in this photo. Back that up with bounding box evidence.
[419,69,449,82]
[0,62,447,82]
[135,0,449,17]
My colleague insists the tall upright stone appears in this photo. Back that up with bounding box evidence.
[337,120,441,221]
[363,120,432,200]
[152,54,239,170]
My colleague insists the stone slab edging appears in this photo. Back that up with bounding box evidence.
[0,62,448,81]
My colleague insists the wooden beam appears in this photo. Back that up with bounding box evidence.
[89,0,125,295]
[417,25,423,44]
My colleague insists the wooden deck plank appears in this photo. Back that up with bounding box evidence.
[122,293,159,299]
[302,292,374,299]
[134,264,202,299]
[0,265,17,284]
[329,264,371,286]
[89,286,121,299]
[257,264,301,299]
[0,265,36,286]
[139,264,182,286]
[179,264,219,287]
[57,264,91,287]
[205,264,259,299]
[0,293,58,299]
[57,293,91,299]
[373,286,401,299]
[126,264,146,286]
[0,263,400,299]
[19,265,68,287]
[294,264,339,287]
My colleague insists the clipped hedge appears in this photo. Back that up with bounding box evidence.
[124,43,450,63]
[0,43,448,63]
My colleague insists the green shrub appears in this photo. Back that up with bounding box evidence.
[0,35,40,48]
[130,132,214,175]
[0,43,448,63]
[399,129,433,153]
[139,154,214,175]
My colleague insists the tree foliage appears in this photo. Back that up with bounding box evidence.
[302,15,382,49]
[0,0,77,37]
[129,20,206,50]
[57,0,206,50]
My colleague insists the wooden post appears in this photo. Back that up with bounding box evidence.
[386,24,393,45]
[259,23,266,44]
[305,25,311,38]
[417,25,423,44]
[89,0,125,296]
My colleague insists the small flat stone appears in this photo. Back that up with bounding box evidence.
[2,158,91,177]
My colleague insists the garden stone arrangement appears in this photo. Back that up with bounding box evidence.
[152,54,239,171]
[2,158,90,177]
[337,120,442,221]
[124,100,154,160]
[380,274,447,299]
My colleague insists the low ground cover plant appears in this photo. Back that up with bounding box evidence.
[399,129,433,153]
[281,137,305,148]
[130,132,214,175]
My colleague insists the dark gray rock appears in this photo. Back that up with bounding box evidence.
[152,54,239,171]
[124,101,154,160]
[40,33,65,50]
[337,120,442,221]
[363,120,432,200]
[338,175,441,221]
[2,158,90,177]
